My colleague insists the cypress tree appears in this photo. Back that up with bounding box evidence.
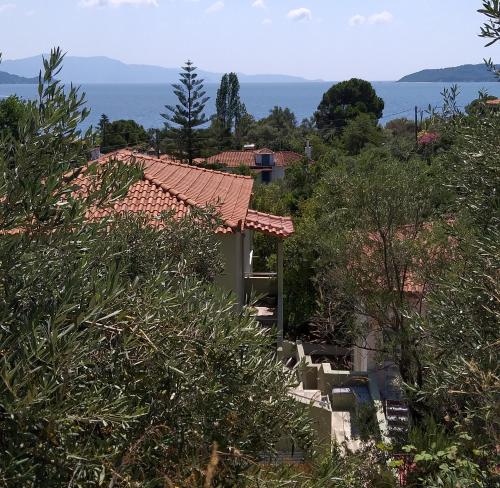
[215,72,246,132]
[97,113,110,149]
[215,74,229,127]
[162,60,209,164]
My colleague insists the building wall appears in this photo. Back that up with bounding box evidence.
[271,167,285,182]
[353,316,379,372]
[215,231,252,308]
[243,230,253,275]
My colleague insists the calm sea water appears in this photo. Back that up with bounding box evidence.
[1,82,499,130]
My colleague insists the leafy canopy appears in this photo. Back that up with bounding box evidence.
[314,78,384,132]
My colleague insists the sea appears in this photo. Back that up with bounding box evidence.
[1,81,499,130]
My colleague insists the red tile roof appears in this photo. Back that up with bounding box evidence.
[204,149,303,168]
[84,150,294,238]
[274,151,303,166]
[486,99,500,106]
[206,151,256,167]
[245,210,294,238]
[87,178,191,225]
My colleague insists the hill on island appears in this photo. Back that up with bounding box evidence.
[0,55,318,84]
[399,63,498,82]
[0,70,37,84]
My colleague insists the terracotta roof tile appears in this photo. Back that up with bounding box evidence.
[245,209,294,238]
[205,151,256,167]
[274,151,303,166]
[83,150,295,238]
[486,98,500,106]
[204,149,303,168]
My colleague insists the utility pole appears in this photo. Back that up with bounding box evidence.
[414,106,418,144]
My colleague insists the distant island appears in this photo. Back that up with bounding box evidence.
[0,55,320,84]
[0,70,37,84]
[399,63,498,82]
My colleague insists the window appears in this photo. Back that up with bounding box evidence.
[261,171,271,183]
[261,154,271,166]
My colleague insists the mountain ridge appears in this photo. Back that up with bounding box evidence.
[399,63,498,82]
[0,70,38,84]
[1,55,321,84]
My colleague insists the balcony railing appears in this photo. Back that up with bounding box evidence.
[244,272,277,297]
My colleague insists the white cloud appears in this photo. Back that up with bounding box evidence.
[368,11,393,25]
[252,0,265,8]
[206,0,223,13]
[349,14,365,26]
[80,0,158,7]
[0,3,16,13]
[287,7,311,22]
[349,11,394,27]
[262,17,272,24]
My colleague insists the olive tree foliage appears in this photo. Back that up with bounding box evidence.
[302,153,445,406]
[440,104,500,231]
[478,0,500,77]
[0,50,311,487]
[406,109,500,483]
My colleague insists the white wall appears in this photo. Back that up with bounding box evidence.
[215,233,245,308]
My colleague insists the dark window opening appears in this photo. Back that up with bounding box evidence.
[261,154,271,166]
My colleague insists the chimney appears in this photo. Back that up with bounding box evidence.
[305,140,312,160]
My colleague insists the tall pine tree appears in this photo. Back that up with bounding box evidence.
[162,60,209,164]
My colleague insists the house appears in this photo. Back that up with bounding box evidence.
[88,150,294,343]
[201,146,305,183]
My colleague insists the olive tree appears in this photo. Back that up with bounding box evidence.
[0,49,311,487]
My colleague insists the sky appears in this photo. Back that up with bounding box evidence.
[0,0,497,80]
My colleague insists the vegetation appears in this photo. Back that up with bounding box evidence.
[248,91,499,487]
[162,60,209,164]
[215,73,246,132]
[479,0,500,77]
[98,115,150,153]
[314,78,384,133]
[0,49,312,487]
[211,72,247,151]
[0,95,27,140]
[0,2,498,485]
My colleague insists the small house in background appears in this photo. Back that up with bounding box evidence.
[200,145,308,183]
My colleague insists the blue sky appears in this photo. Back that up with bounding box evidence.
[0,0,497,80]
